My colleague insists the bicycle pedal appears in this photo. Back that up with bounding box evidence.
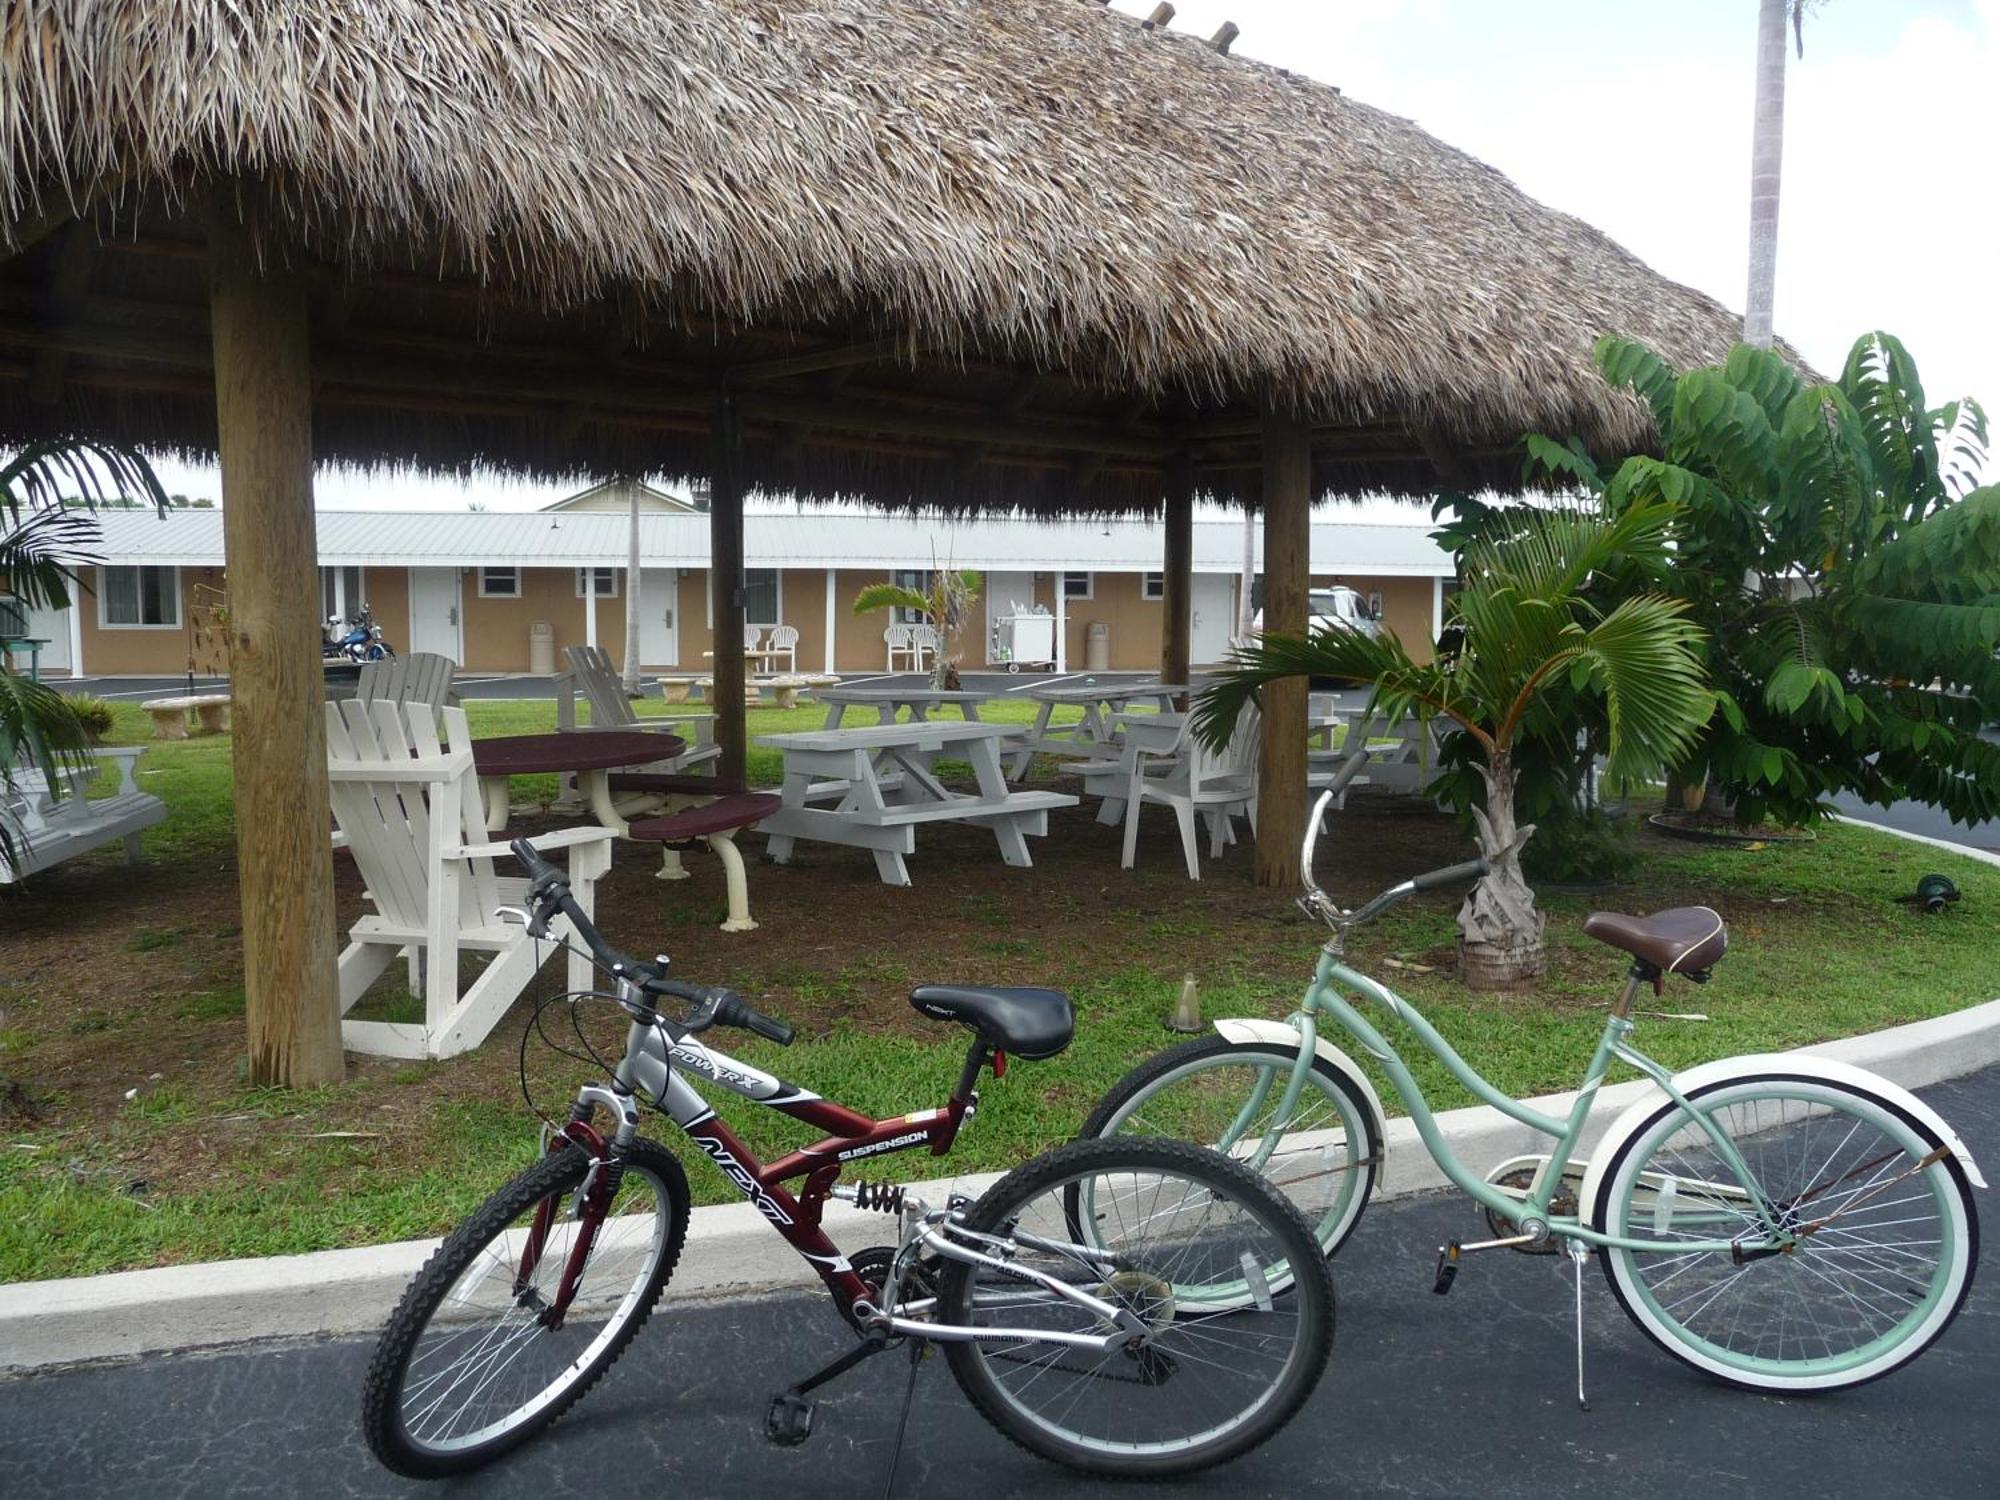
[764,1390,816,1447]
[1433,1242,1461,1295]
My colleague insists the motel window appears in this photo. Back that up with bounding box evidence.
[1062,571,1093,600]
[891,568,930,624]
[575,567,621,599]
[1142,572,1165,601]
[101,566,179,628]
[744,569,780,626]
[479,567,521,598]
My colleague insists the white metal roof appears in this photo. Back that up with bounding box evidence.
[85,508,1453,577]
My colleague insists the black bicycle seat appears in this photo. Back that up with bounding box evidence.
[907,985,1074,1060]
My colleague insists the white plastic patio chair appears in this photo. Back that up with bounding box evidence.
[908,623,940,671]
[1112,707,1261,879]
[326,700,613,1060]
[884,622,914,670]
[767,624,799,672]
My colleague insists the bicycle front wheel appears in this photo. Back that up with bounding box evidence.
[362,1137,690,1477]
[1079,1036,1380,1260]
[938,1136,1335,1478]
[1596,1073,1977,1392]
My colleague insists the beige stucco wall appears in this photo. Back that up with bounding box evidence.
[1314,573,1437,664]
[74,564,202,675]
[460,567,627,673]
[360,566,410,655]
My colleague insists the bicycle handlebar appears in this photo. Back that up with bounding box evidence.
[505,837,793,1046]
[1411,858,1488,894]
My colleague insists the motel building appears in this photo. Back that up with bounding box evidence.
[27,480,1453,679]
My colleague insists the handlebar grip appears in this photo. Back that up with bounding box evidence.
[508,836,563,885]
[1411,858,1489,893]
[716,990,795,1046]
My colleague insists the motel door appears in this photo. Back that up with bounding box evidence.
[407,569,464,662]
[1189,574,1235,665]
[638,568,679,667]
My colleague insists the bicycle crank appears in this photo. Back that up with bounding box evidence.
[1480,1156,1584,1253]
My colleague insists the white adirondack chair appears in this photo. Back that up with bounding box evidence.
[556,644,720,770]
[355,651,458,713]
[326,700,614,1060]
[766,624,800,672]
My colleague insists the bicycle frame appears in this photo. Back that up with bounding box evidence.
[555,986,1146,1354]
[1293,946,1785,1254]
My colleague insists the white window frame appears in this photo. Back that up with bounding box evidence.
[477,566,521,599]
[1141,572,1165,601]
[97,565,181,630]
[574,566,621,599]
[1062,570,1093,601]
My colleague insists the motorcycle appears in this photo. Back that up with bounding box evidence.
[323,607,395,663]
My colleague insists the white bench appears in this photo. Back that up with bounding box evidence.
[1,748,166,882]
[140,694,231,740]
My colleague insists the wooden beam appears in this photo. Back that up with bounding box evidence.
[1418,428,1481,492]
[1254,407,1311,888]
[1209,21,1241,54]
[733,337,902,384]
[1145,4,1176,27]
[208,203,343,1089]
[1161,449,1194,703]
[710,382,748,784]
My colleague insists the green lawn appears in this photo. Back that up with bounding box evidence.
[4,693,1995,1281]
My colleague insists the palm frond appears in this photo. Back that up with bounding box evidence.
[850,583,931,617]
[0,438,169,523]
[1193,627,1473,753]
[0,505,101,610]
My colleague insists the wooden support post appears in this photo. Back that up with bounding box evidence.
[209,205,343,1089]
[710,384,748,784]
[1254,409,1311,888]
[1161,450,1194,704]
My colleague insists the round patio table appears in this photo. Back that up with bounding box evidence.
[471,729,685,833]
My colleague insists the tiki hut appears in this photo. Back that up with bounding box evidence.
[1,0,1753,1085]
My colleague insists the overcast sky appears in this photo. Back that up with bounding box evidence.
[149,0,1998,514]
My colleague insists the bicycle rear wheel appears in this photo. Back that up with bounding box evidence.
[362,1137,689,1477]
[938,1137,1334,1478]
[1596,1074,1977,1392]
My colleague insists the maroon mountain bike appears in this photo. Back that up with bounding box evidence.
[361,838,1334,1481]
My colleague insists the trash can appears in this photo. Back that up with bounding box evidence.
[1086,620,1110,670]
[529,620,555,674]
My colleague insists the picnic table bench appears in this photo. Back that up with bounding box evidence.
[756,721,1076,886]
[1,747,165,882]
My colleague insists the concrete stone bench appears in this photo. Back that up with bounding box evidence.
[140,694,231,740]
[657,675,704,705]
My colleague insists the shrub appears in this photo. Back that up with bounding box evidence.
[66,695,117,742]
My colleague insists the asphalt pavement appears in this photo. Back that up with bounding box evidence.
[5,1066,1994,1499]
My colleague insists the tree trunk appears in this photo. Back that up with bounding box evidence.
[1458,751,1547,991]
[1744,0,1788,349]
[621,478,643,696]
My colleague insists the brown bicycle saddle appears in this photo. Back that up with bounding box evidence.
[1581,906,1728,976]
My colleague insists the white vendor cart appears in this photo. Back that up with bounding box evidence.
[989,609,1056,672]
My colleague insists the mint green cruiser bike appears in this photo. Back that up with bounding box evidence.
[1084,787,1984,1396]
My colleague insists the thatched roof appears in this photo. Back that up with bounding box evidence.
[0,0,1760,509]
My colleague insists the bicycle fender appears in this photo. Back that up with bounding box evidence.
[1211,1018,1390,1153]
[1580,1052,1988,1229]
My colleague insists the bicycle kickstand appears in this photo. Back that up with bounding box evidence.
[1567,1240,1592,1413]
[765,1334,896,1448]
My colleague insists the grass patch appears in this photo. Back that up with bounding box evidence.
[5,694,1994,1281]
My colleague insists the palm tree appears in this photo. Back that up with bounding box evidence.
[1746,1,1821,348]
[2,440,168,867]
[1194,502,1714,990]
[852,565,981,688]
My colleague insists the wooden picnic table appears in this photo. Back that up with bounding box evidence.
[1006,679,1188,780]
[814,684,992,729]
[755,720,1076,886]
[470,729,684,833]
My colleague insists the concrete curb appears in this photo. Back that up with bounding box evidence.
[5,999,1997,1375]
